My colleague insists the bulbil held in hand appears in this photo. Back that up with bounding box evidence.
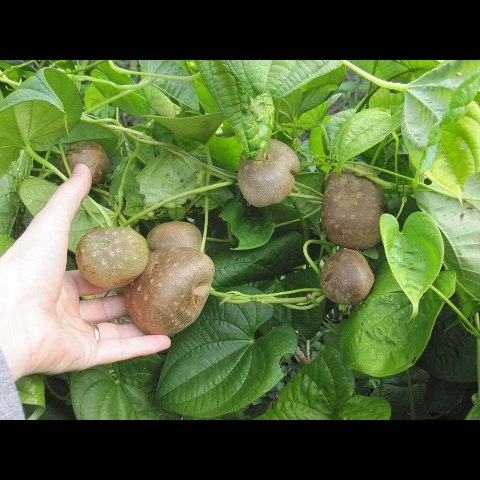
[58,141,110,184]
[76,226,150,290]
[320,248,374,305]
[124,246,215,336]
[237,138,300,208]
[321,165,388,250]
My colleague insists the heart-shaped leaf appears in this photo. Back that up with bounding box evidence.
[340,262,456,377]
[157,288,297,418]
[380,212,444,318]
[258,345,391,420]
[0,67,82,176]
[70,355,179,420]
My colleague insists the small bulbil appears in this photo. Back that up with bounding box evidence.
[59,141,110,184]
[320,248,374,305]
[75,226,149,290]
[237,139,300,208]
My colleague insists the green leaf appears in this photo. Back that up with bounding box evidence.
[146,111,225,144]
[196,61,274,159]
[0,67,82,175]
[281,266,326,340]
[380,212,444,318]
[337,395,391,420]
[219,197,275,250]
[136,150,199,219]
[19,177,112,252]
[211,231,305,289]
[223,60,342,100]
[424,101,480,201]
[415,175,480,317]
[140,60,200,112]
[402,60,480,170]
[16,374,45,407]
[70,355,179,420]
[340,262,456,377]
[157,289,297,418]
[298,65,345,116]
[0,233,15,256]
[333,107,402,173]
[258,346,358,420]
[0,165,21,235]
[208,133,242,172]
[89,62,151,117]
[417,297,477,383]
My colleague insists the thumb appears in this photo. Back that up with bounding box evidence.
[26,163,93,241]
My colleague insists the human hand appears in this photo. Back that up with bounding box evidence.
[0,163,171,382]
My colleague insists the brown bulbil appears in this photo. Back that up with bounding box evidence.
[76,227,149,290]
[59,141,110,184]
[237,139,300,208]
[124,246,215,336]
[321,165,388,249]
[320,249,374,305]
[147,221,203,251]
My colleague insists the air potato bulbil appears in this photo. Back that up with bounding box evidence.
[58,141,110,184]
[237,139,300,208]
[124,246,215,336]
[321,165,388,250]
[320,249,374,305]
[75,226,149,290]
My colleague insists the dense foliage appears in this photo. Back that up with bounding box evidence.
[1,60,479,420]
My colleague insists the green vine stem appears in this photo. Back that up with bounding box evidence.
[113,140,141,222]
[121,180,234,227]
[210,287,324,310]
[429,284,480,339]
[339,61,409,92]
[475,312,480,404]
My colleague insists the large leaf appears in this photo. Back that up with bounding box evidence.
[219,196,275,250]
[333,107,402,173]
[415,175,480,316]
[258,345,391,420]
[340,261,456,377]
[88,62,151,117]
[140,60,200,112]
[146,111,225,144]
[0,165,21,235]
[380,212,444,319]
[157,289,297,418]
[402,60,480,170]
[0,67,82,175]
[224,60,342,100]
[423,101,480,201]
[281,266,326,340]
[196,60,275,160]
[70,355,179,420]
[136,150,199,219]
[211,231,305,289]
[416,297,477,383]
[19,177,113,252]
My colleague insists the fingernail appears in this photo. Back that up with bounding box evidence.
[72,163,86,176]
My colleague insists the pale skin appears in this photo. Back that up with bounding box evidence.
[0,163,171,382]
